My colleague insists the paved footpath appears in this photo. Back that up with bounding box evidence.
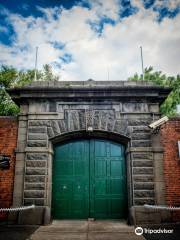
[0,220,179,240]
[0,220,144,240]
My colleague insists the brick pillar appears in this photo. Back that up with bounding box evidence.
[160,118,180,222]
[0,117,18,220]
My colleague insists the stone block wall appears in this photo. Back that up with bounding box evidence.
[160,118,180,222]
[22,101,159,209]
[0,117,18,220]
[7,80,171,224]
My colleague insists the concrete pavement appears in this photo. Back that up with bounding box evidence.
[0,220,145,240]
[1,220,180,240]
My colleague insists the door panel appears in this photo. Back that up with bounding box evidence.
[52,139,127,219]
[90,140,127,219]
[52,140,89,219]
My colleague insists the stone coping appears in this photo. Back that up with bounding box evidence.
[8,80,171,90]
[7,80,171,106]
[11,80,160,87]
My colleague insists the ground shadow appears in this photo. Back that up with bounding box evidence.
[0,225,39,240]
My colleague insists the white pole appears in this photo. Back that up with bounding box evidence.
[34,46,38,81]
[108,66,109,81]
[107,65,110,81]
[140,46,144,80]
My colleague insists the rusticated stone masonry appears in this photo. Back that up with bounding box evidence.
[7,80,171,224]
[24,106,155,207]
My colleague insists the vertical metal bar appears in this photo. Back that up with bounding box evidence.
[140,46,144,80]
[34,46,38,81]
[107,66,109,81]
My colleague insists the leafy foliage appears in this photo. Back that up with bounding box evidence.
[1,64,179,117]
[129,66,180,116]
[42,64,59,82]
[0,64,59,116]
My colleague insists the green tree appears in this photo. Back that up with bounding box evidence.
[129,66,180,116]
[0,64,59,116]
[0,65,19,115]
[42,64,59,81]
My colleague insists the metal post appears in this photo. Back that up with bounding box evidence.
[140,46,144,80]
[34,46,38,81]
[107,65,110,81]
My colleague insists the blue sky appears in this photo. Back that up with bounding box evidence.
[0,0,180,80]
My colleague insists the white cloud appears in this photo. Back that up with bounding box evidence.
[0,0,180,80]
[89,0,120,20]
[155,0,180,10]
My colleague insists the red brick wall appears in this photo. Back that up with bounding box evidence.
[160,118,180,222]
[0,117,18,220]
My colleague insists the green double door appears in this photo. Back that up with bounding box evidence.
[52,139,127,219]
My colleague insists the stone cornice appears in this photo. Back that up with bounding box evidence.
[7,80,171,105]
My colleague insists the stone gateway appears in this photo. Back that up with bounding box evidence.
[8,80,171,224]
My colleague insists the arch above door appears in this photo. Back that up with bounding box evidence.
[50,129,130,145]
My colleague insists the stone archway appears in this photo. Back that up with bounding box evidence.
[50,129,130,145]
[9,80,170,224]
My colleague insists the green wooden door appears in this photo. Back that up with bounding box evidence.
[52,139,127,219]
[52,140,89,219]
[89,140,127,218]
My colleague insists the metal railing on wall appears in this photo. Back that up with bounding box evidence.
[144,204,180,211]
[0,205,35,212]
